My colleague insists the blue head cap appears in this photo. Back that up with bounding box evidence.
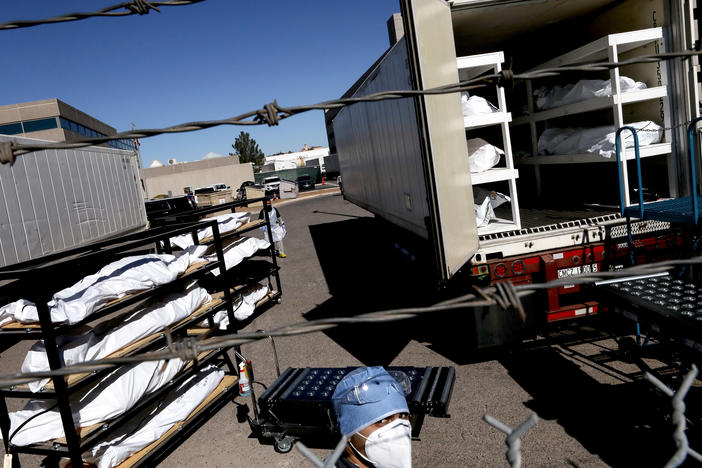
[331,366,409,436]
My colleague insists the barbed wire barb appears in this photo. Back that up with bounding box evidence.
[126,0,161,15]
[645,365,702,467]
[484,413,539,468]
[0,1,206,30]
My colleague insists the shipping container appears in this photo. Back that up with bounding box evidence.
[330,0,699,284]
[0,135,147,268]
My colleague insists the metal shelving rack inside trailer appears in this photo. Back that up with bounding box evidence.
[512,28,673,203]
[0,199,282,467]
[457,51,521,235]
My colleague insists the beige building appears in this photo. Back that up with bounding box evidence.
[0,98,137,152]
[143,157,254,199]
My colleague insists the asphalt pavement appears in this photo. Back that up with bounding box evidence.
[160,193,698,467]
[2,192,697,467]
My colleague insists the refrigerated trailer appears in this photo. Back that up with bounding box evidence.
[0,135,147,268]
[328,0,701,324]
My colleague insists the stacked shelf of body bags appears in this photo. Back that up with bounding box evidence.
[456,51,521,235]
[0,202,282,467]
[510,27,671,203]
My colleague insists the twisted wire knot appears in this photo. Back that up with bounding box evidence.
[165,331,200,361]
[127,0,160,15]
[498,69,515,89]
[477,281,526,322]
[0,141,16,165]
[257,100,284,126]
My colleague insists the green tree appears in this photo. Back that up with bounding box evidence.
[230,131,265,172]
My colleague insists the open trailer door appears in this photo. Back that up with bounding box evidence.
[399,0,479,282]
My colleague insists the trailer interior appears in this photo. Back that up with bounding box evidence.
[449,0,696,245]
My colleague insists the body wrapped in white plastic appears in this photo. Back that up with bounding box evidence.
[203,283,269,329]
[473,187,511,228]
[537,121,663,158]
[21,286,212,393]
[86,366,224,468]
[169,213,251,249]
[467,138,503,173]
[208,237,271,276]
[461,92,498,116]
[180,236,270,277]
[0,253,192,327]
[534,76,647,110]
[2,357,185,447]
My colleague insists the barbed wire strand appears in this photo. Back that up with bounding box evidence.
[3,7,702,468]
[0,253,699,389]
[484,413,539,468]
[5,49,702,159]
[646,365,702,467]
[0,0,206,30]
[0,243,697,468]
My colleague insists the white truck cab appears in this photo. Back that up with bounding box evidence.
[210,183,229,191]
[263,176,281,193]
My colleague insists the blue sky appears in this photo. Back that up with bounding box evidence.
[1,0,400,167]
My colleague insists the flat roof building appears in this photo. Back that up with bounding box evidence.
[265,146,331,170]
[142,156,254,199]
[0,98,137,151]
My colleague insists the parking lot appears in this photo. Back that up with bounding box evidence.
[157,192,699,467]
[1,192,697,467]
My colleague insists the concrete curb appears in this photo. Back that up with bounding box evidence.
[273,188,341,207]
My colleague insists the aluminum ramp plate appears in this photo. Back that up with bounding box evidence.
[623,196,702,224]
[596,274,702,346]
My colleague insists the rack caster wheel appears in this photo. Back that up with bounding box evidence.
[274,435,294,453]
[276,297,282,304]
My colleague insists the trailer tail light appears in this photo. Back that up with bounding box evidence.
[511,260,525,275]
[494,263,507,278]
[471,265,489,276]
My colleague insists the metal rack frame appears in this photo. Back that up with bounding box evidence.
[457,51,522,235]
[511,28,673,202]
[0,201,282,467]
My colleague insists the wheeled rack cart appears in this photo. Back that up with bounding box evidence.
[249,366,455,453]
[0,198,282,467]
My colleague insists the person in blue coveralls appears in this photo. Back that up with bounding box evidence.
[330,366,412,468]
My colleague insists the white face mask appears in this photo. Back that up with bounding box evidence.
[353,418,412,468]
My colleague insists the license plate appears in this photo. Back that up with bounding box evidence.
[557,264,598,288]
[557,263,599,278]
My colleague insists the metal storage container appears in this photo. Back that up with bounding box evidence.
[329,0,699,283]
[0,135,147,267]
